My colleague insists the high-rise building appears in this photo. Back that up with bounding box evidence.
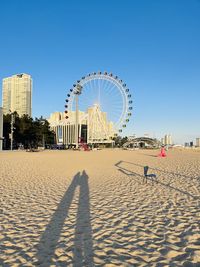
[2,73,32,117]
[164,134,172,145]
[196,138,200,147]
[0,107,3,150]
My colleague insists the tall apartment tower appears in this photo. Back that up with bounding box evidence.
[2,73,32,117]
[164,134,172,145]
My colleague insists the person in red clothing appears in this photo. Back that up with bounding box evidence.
[159,145,167,157]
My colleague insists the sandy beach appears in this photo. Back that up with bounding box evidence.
[0,149,200,267]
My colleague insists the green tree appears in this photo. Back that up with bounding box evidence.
[121,136,128,146]
[3,113,55,149]
[34,117,55,147]
[3,114,11,149]
[112,135,128,147]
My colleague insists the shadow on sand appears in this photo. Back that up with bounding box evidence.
[36,170,94,267]
[139,152,158,158]
[118,160,199,180]
[115,161,198,199]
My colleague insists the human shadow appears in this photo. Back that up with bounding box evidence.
[117,164,157,184]
[115,161,198,199]
[73,171,94,266]
[0,259,9,267]
[36,171,94,267]
[117,160,199,181]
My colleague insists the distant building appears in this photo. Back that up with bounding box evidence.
[190,141,193,147]
[2,73,32,117]
[185,142,189,147]
[0,107,3,150]
[163,134,172,145]
[196,138,200,147]
[161,134,173,145]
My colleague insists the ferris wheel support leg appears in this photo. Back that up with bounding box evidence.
[87,116,89,144]
[79,123,82,141]
[75,95,79,149]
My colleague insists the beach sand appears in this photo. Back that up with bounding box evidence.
[0,149,200,266]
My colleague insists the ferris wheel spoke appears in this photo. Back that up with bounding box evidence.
[101,78,108,92]
[93,78,98,103]
[102,80,114,95]
[84,79,94,98]
[82,80,97,105]
[98,78,107,105]
[82,82,100,108]
[105,81,120,97]
[98,77,101,106]
[80,90,95,104]
[92,78,99,102]
[104,90,122,105]
[104,79,118,96]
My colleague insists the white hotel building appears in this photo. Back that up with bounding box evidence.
[48,104,115,146]
[0,107,3,150]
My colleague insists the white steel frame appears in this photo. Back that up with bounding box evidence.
[67,73,131,131]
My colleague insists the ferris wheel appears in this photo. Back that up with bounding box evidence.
[64,71,132,133]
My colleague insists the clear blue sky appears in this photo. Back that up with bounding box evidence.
[0,0,200,144]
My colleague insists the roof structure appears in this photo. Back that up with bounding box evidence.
[123,137,160,148]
